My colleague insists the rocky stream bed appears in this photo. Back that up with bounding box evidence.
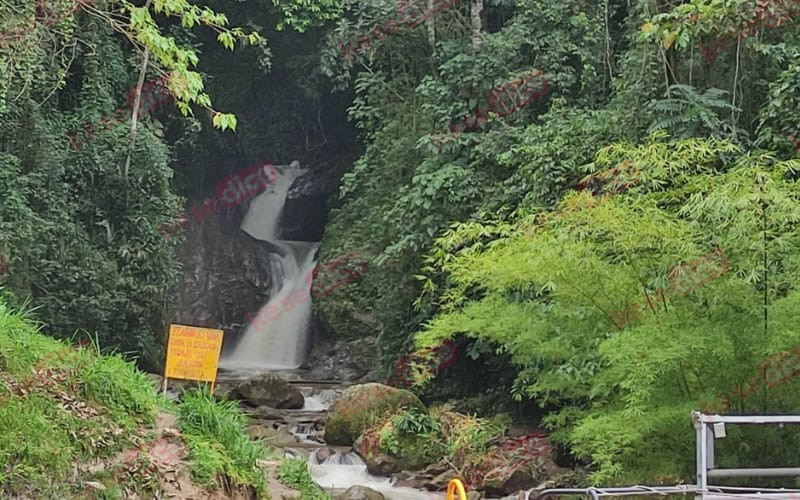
[178,366,576,500]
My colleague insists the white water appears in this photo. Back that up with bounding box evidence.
[221,161,319,370]
[308,452,445,499]
[301,388,340,411]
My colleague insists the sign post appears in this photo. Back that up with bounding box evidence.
[163,324,224,395]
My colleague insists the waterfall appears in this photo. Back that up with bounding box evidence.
[221,161,319,370]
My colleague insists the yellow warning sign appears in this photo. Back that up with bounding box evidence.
[164,324,223,384]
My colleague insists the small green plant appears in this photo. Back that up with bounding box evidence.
[177,390,269,495]
[378,425,401,455]
[646,84,741,140]
[392,409,441,435]
[277,458,331,500]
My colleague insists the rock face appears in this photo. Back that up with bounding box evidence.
[305,335,380,381]
[235,373,304,409]
[324,383,425,445]
[168,161,334,360]
[337,485,385,500]
[170,204,276,339]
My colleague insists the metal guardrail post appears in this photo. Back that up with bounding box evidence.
[532,488,600,500]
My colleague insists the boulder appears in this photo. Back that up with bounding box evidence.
[354,433,401,476]
[358,425,440,471]
[365,453,402,476]
[236,373,304,409]
[392,462,455,490]
[482,469,538,496]
[324,383,425,445]
[245,424,299,447]
[337,485,385,500]
[465,432,553,496]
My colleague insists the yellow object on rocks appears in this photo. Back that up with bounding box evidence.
[447,478,467,500]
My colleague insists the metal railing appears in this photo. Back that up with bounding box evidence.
[524,412,800,500]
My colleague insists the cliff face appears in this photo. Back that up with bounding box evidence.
[170,203,275,349]
[167,159,374,373]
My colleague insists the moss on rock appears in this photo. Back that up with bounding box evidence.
[324,383,425,446]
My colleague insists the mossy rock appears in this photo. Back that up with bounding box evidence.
[390,431,443,470]
[357,420,442,472]
[324,383,425,445]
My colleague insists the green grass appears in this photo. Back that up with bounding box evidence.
[0,300,160,496]
[0,296,270,497]
[178,389,270,495]
[277,458,331,500]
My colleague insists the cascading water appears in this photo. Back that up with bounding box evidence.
[307,451,445,499]
[221,161,319,370]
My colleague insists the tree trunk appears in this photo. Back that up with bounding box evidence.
[426,0,436,52]
[470,0,483,50]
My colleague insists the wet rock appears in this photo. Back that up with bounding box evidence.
[236,373,304,409]
[353,431,400,476]
[314,447,334,463]
[483,469,537,496]
[420,462,451,477]
[392,462,455,490]
[212,380,236,400]
[393,475,433,490]
[337,485,385,500]
[364,453,401,476]
[245,424,299,447]
[249,405,287,419]
[324,383,425,445]
[431,469,458,488]
[306,336,380,382]
[170,204,276,340]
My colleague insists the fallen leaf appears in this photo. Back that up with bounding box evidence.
[85,481,106,491]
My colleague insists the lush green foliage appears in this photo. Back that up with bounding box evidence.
[177,390,269,494]
[415,136,800,482]
[312,0,800,483]
[0,0,279,369]
[7,0,800,486]
[271,0,343,32]
[0,297,160,495]
[277,457,331,500]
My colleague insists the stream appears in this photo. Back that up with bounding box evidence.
[218,370,448,499]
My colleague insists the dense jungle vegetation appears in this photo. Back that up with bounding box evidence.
[3,0,800,486]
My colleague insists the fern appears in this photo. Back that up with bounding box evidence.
[647,84,742,141]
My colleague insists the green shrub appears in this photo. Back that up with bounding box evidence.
[277,457,330,500]
[177,390,269,494]
[80,353,159,427]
